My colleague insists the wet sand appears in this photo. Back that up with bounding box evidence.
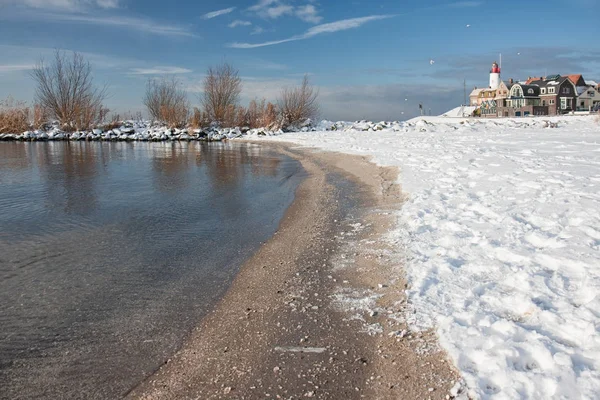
[127,143,459,399]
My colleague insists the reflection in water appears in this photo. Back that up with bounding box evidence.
[0,141,304,399]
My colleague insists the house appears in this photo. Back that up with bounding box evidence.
[576,85,600,111]
[469,88,484,106]
[495,79,514,107]
[527,75,577,115]
[565,74,586,87]
[496,83,548,117]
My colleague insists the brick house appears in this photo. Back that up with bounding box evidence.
[496,83,548,117]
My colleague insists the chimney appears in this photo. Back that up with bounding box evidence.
[509,78,514,84]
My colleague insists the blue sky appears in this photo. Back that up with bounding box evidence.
[0,0,598,120]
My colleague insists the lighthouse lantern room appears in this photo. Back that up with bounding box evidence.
[489,61,501,90]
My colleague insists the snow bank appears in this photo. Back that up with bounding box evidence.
[258,115,600,399]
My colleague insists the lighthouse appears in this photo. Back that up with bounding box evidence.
[489,61,501,90]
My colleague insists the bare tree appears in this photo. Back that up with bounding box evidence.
[278,74,319,128]
[201,63,242,126]
[30,50,107,131]
[143,77,190,128]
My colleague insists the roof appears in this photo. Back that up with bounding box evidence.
[577,86,588,96]
[565,74,584,86]
[469,88,484,97]
[586,80,598,87]
[528,76,571,89]
[519,84,541,97]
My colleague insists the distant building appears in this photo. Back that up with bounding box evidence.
[490,62,501,90]
[469,60,598,117]
[527,75,577,115]
[497,84,547,117]
[577,85,600,111]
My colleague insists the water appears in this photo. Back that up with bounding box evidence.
[0,141,305,399]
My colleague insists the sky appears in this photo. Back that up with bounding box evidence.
[0,0,598,121]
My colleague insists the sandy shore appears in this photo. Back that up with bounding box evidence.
[126,143,459,399]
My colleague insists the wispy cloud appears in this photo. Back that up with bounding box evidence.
[130,66,193,75]
[248,0,322,23]
[202,7,236,20]
[448,1,484,7]
[251,26,265,35]
[229,20,252,28]
[0,64,35,73]
[0,0,120,10]
[230,15,393,49]
[5,12,197,37]
[296,4,322,23]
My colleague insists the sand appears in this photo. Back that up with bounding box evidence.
[126,143,459,400]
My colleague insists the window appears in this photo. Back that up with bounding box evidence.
[581,101,585,107]
[550,99,555,105]
[589,91,595,97]
[562,87,570,94]
[528,89,534,95]
[541,88,546,94]
[542,100,546,106]
[549,87,556,94]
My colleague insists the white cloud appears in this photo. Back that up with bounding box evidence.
[5,13,197,37]
[263,4,294,18]
[202,7,236,19]
[448,1,483,7]
[130,66,193,75]
[0,64,35,73]
[0,0,120,10]
[296,4,322,23]
[251,26,265,35]
[248,0,322,23]
[95,0,119,8]
[229,20,252,28]
[230,15,393,48]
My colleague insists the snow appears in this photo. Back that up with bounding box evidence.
[0,121,284,142]
[257,115,600,399]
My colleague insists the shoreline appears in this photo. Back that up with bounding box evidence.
[127,142,459,399]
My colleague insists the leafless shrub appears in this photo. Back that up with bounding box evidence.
[278,74,319,128]
[143,77,190,128]
[246,98,280,129]
[103,113,122,130]
[33,104,49,129]
[189,107,210,129]
[31,50,108,131]
[0,97,30,133]
[201,63,242,126]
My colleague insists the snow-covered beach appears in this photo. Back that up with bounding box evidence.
[257,115,600,399]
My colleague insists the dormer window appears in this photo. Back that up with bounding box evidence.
[541,88,546,94]
[527,89,534,95]
[548,87,556,94]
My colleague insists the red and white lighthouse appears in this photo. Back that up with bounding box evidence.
[490,61,501,90]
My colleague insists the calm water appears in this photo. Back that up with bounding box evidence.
[0,141,305,399]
